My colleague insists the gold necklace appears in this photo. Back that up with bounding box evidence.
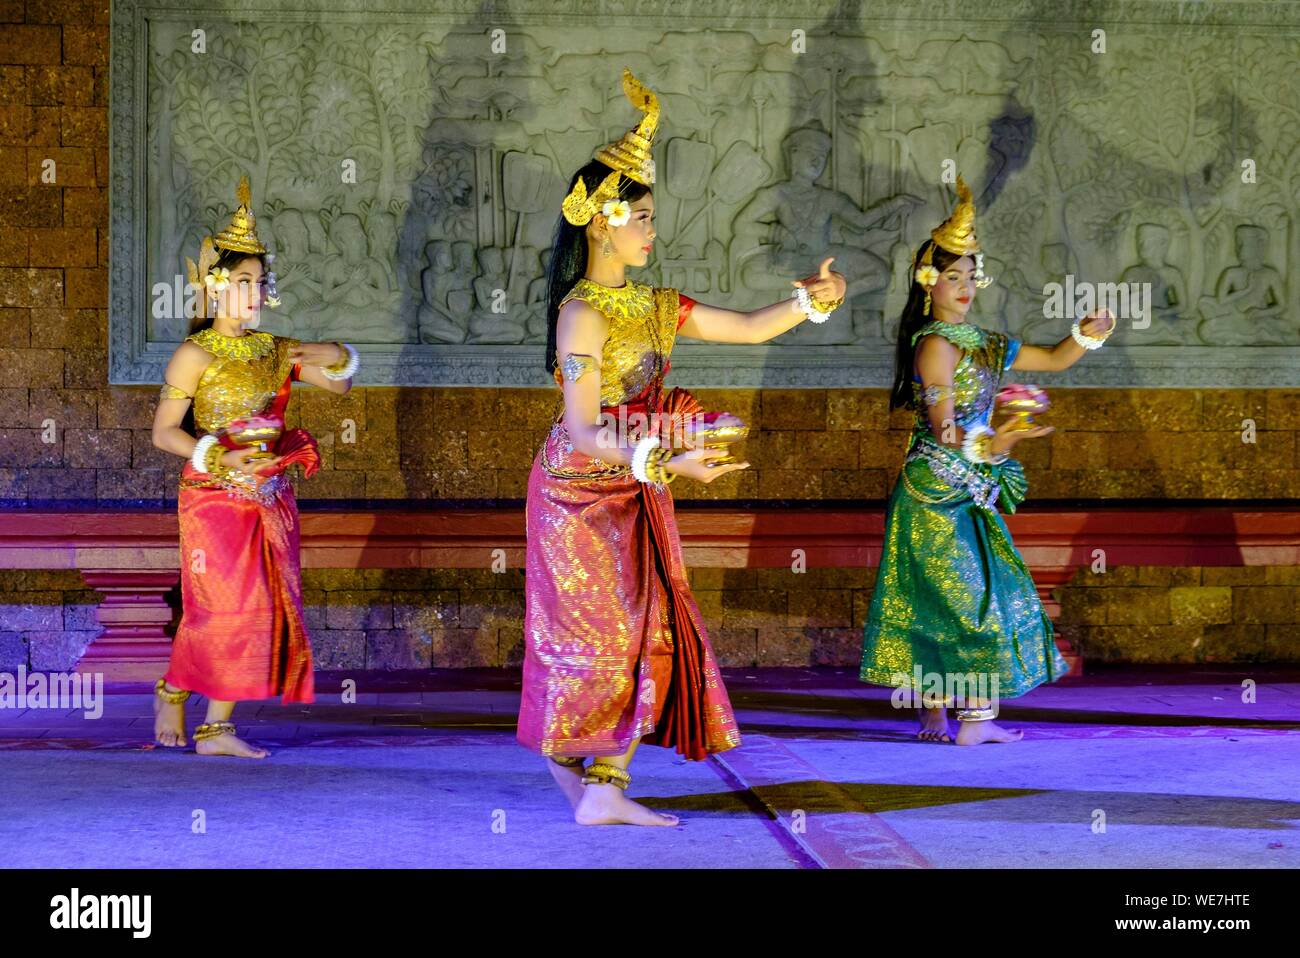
[187,327,275,361]
[571,277,668,377]
[569,277,653,321]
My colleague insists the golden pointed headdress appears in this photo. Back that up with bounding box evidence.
[560,69,660,226]
[212,175,268,255]
[595,69,659,187]
[926,175,980,259]
[185,176,276,320]
[917,174,992,288]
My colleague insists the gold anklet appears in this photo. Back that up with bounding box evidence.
[581,762,631,790]
[193,721,236,741]
[550,755,585,768]
[955,706,998,722]
[154,678,190,705]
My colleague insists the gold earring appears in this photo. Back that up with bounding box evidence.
[602,237,612,257]
[923,289,932,315]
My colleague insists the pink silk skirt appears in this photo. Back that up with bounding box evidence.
[516,418,740,759]
[164,463,315,703]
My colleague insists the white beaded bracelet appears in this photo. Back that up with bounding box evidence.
[631,436,661,484]
[1070,320,1108,350]
[960,424,1008,465]
[792,285,833,324]
[321,342,360,380]
[190,434,220,475]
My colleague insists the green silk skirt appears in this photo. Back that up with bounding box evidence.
[860,443,1069,699]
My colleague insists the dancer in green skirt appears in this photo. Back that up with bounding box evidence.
[861,176,1116,745]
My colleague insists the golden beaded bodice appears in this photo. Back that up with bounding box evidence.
[187,329,299,433]
[559,278,681,406]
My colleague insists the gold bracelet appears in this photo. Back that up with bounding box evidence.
[811,294,843,313]
[322,342,349,374]
[204,441,227,476]
[655,444,676,480]
[647,446,676,484]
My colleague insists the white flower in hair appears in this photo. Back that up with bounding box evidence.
[914,264,940,287]
[203,266,231,292]
[601,199,631,227]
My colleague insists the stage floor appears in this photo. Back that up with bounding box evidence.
[2,667,1297,869]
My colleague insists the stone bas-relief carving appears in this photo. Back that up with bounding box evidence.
[111,0,1300,387]
[1198,225,1289,346]
[728,125,923,346]
[1119,224,1187,345]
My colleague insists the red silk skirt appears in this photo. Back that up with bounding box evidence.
[164,465,314,704]
[516,387,740,761]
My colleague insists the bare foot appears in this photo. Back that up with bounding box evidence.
[547,759,586,809]
[955,719,1023,746]
[195,732,270,759]
[574,783,680,826]
[153,685,187,748]
[917,706,951,742]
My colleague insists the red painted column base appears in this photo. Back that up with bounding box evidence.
[76,570,180,682]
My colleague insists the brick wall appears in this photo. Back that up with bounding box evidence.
[1057,567,1300,663]
[1,2,110,505]
[301,567,872,671]
[0,568,99,669]
[128,385,1294,505]
[292,565,1300,670]
[2,4,1297,671]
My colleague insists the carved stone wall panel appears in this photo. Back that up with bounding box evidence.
[111,0,1300,386]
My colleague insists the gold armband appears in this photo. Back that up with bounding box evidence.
[159,383,192,401]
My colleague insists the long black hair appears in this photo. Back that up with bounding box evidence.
[543,159,652,374]
[181,247,268,436]
[888,240,967,411]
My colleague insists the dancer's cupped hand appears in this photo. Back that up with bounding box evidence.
[990,415,1053,457]
[221,447,282,475]
[665,446,750,484]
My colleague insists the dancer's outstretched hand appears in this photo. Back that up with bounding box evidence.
[1079,308,1116,340]
[288,342,346,367]
[664,446,750,484]
[793,257,847,304]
